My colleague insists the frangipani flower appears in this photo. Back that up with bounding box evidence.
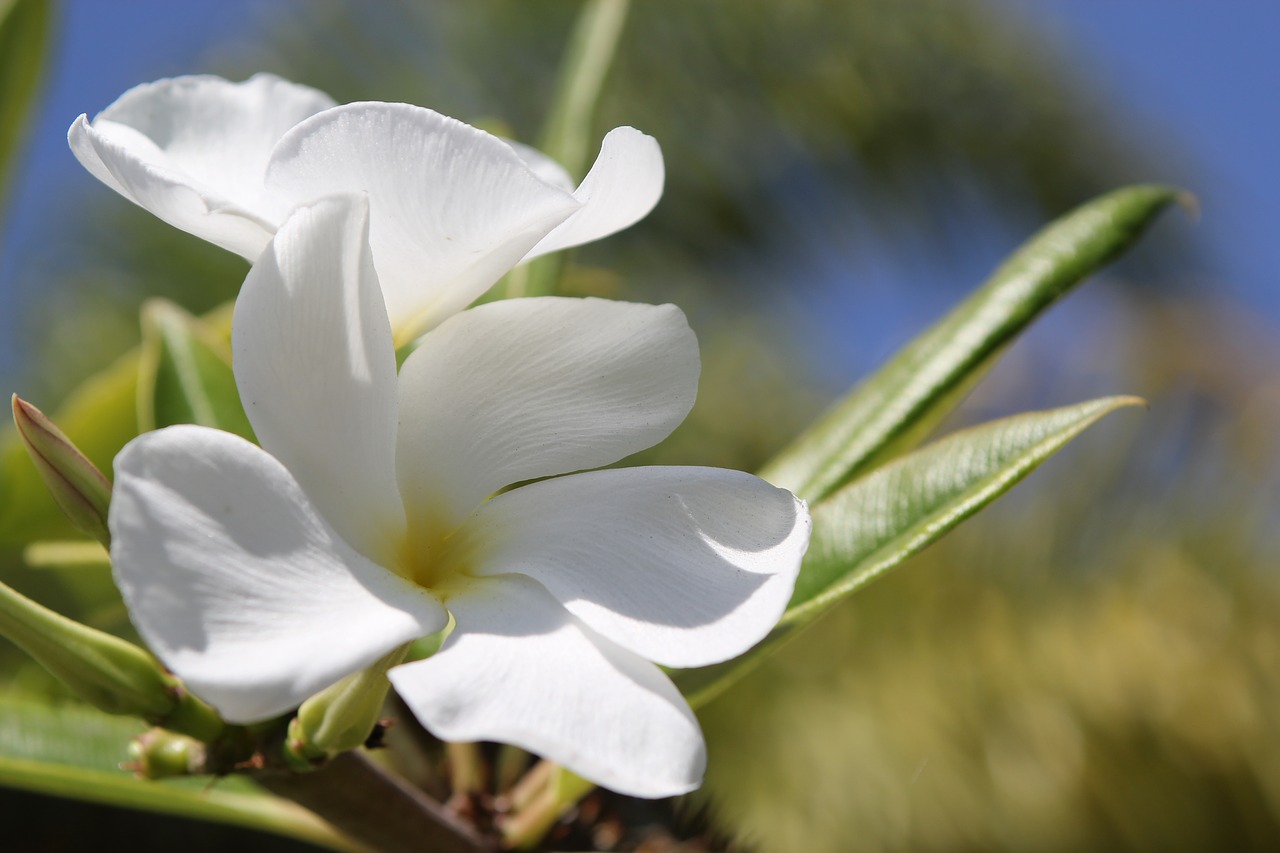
[108,195,810,798]
[69,73,663,343]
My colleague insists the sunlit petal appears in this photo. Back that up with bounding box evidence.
[109,426,446,724]
[390,575,704,799]
[233,195,404,566]
[396,297,698,530]
[523,127,664,261]
[264,102,581,339]
[457,466,810,668]
[504,139,575,192]
[68,73,335,257]
[69,115,276,259]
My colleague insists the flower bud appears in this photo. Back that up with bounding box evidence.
[283,645,408,770]
[127,728,206,779]
[11,395,112,547]
[0,577,223,741]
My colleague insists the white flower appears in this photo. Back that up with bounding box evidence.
[108,195,810,798]
[69,73,663,344]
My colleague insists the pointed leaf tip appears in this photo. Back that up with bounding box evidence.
[787,395,1145,625]
[760,184,1181,504]
[678,395,1144,707]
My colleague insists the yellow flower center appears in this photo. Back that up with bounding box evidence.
[397,516,469,595]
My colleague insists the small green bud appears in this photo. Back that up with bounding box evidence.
[283,644,408,770]
[127,728,206,779]
[11,395,112,547]
[0,578,223,741]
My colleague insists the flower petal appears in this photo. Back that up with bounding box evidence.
[456,467,810,668]
[69,74,335,258]
[109,425,446,724]
[233,194,404,567]
[523,127,664,261]
[263,103,581,341]
[396,297,699,531]
[504,139,575,192]
[390,575,704,798]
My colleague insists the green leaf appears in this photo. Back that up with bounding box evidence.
[760,185,1183,504]
[0,304,235,547]
[0,0,52,218]
[22,540,111,571]
[0,695,353,850]
[537,0,631,180]
[677,396,1143,708]
[138,299,255,440]
[500,0,631,300]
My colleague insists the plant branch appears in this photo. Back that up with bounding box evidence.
[255,751,494,853]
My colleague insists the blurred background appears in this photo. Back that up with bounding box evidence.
[1,1,1277,850]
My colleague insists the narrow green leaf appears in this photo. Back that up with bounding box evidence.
[502,0,631,300]
[0,0,53,218]
[138,299,255,439]
[786,396,1143,621]
[677,396,1143,708]
[760,185,1183,503]
[0,696,353,850]
[538,0,631,180]
[22,540,111,571]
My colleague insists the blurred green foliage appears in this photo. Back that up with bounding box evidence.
[0,0,52,223]
[695,293,1280,850]
[1,1,1272,850]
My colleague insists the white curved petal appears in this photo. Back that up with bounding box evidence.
[89,74,336,209]
[390,575,703,798]
[109,426,446,724]
[264,102,581,341]
[233,195,404,566]
[69,74,335,257]
[69,116,277,259]
[504,139,575,192]
[396,298,699,531]
[523,127,664,261]
[455,467,810,668]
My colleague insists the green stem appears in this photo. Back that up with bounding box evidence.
[493,744,530,794]
[538,0,631,177]
[0,577,221,740]
[501,0,631,301]
[286,644,409,768]
[500,761,595,850]
[446,741,485,796]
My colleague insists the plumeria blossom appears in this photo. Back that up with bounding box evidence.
[108,195,810,798]
[69,73,663,343]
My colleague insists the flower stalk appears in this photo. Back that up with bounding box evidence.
[505,0,632,300]
[0,577,223,741]
[446,741,485,798]
[284,644,410,770]
[499,762,596,850]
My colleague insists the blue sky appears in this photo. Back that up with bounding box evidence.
[1,1,1275,387]
[0,0,276,382]
[1037,0,1280,313]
